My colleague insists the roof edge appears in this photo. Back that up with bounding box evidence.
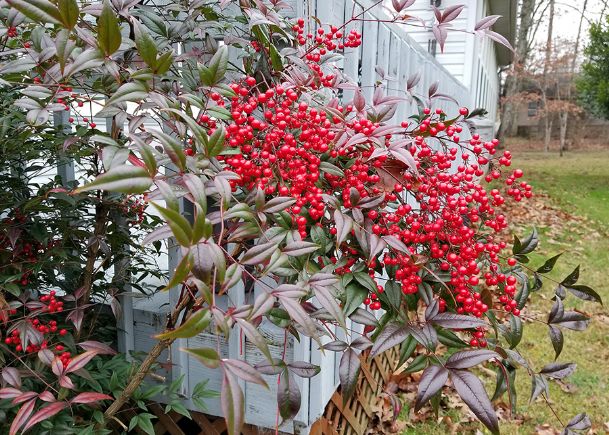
[489,0,517,66]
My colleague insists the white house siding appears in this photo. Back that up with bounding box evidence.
[381,0,502,133]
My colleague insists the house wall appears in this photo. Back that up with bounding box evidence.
[386,0,501,130]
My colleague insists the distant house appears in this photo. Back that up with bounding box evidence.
[509,75,609,145]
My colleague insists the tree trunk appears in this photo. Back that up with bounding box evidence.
[544,111,553,152]
[559,111,567,156]
[560,0,589,155]
[542,0,555,152]
[498,0,537,142]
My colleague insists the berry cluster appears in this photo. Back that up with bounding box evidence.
[192,19,531,348]
[122,196,147,225]
[3,292,71,362]
[0,213,57,287]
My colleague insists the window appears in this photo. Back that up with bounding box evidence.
[528,101,538,117]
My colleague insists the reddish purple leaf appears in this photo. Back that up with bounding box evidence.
[22,402,68,432]
[432,6,442,22]
[0,387,22,399]
[51,358,64,376]
[221,370,244,435]
[415,365,448,411]
[391,0,406,12]
[370,322,410,357]
[13,391,37,404]
[71,392,113,404]
[445,349,500,369]
[484,30,514,52]
[287,361,321,378]
[339,348,360,402]
[2,367,21,388]
[441,5,465,23]
[432,24,448,52]
[406,71,421,91]
[223,359,268,387]
[38,391,56,402]
[450,369,499,434]
[78,340,117,355]
[352,89,365,112]
[475,15,501,31]
[277,370,301,420]
[9,398,36,435]
[65,351,97,373]
[38,349,55,366]
[59,375,74,389]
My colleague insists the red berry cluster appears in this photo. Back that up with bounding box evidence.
[0,213,58,287]
[188,19,531,348]
[40,290,65,313]
[292,18,362,50]
[3,292,71,362]
[122,196,147,225]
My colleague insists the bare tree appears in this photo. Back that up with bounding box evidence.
[558,0,589,156]
[498,0,538,141]
[542,0,555,152]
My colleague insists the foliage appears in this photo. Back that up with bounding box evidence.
[577,16,609,119]
[0,1,598,435]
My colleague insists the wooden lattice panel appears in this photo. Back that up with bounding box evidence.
[310,346,400,435]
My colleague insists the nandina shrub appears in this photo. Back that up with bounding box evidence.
[0,1,601,434]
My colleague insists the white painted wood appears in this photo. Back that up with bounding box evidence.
[360,15,379,102]
[343,0,363,102]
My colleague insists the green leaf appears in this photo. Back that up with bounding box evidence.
[136,413,156,435]
[319,161,345,177]
[58,0,78,29]
[6,0,62,25]
[97,0,121,56]
[151,130,186,171]
[133,20,158,68]
[55,29,74,73]
[353,272,377,293]
[154,51,173,74]
[184,347,220,369]
[161,251,193,291]
[206,126,226,157]
[156,308,210,340]
[504,314,523,349]
[404,354,427,373]
[107,81,148,106]
[150,202,193,247]
[75,165,152,194]
[515,278,530,310]
[199,46,228,86]
[241,241,278,265]
[343,282,368,316]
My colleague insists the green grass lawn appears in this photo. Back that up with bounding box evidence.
[402,150,609,434]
